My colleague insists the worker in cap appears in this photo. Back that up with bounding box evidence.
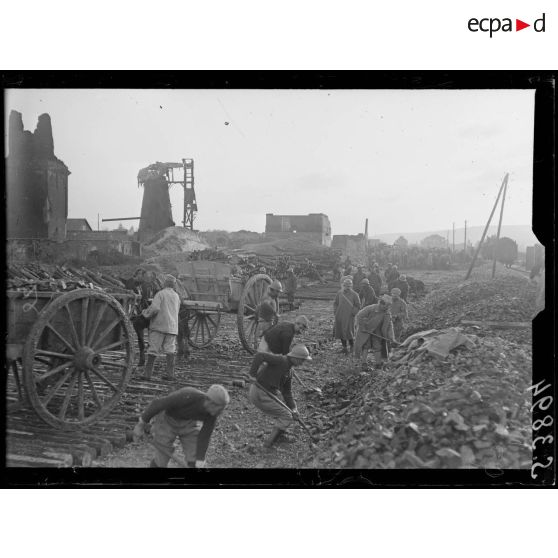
[141,274,181,380]
[284,267,298,310]
[334,277,361,355]
[390,288,408,342]
[255,279,283,339]
[258,315,310,355]
[133,384,230,468]
[386,264,401,292]
[354,295,394,371]
[391,274,409,302]
[249,344,312,447]
[358,277,378,309]
[353,265,366,289]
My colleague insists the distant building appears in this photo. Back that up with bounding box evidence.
[394,236,409,248]
[265,213,331,246]
[332,234,367,263]
[420,234,447,249]
[67,218,93,232]
[525,243,544,271]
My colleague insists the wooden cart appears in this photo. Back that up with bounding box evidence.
[176,262,273,355]
[6,288,137,430]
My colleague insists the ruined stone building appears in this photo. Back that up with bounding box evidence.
[6,111,70,242]
[265,213,332,246]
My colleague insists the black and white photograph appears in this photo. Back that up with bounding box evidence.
[2,74,554,485]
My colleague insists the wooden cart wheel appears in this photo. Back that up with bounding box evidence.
[22,289,134,430]
[185,310,221,349]
[237,273,272,354]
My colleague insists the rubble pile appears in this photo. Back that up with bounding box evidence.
[7,263,129,293]
[306,329,532,469]
[408,275,536,335]
[142,226,210,256]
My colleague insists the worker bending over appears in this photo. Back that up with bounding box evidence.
[390,287,408,342]
[249,344,312,448]
[133,384,230,468]
[354,295,395,371]
[258,315,309,354]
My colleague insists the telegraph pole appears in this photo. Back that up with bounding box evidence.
[465,173,509,280]
[464,220,467,253]
[452,222,455,253]
[491,180,508,278]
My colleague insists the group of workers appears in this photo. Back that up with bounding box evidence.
[334,262,409,370]
[131,259,414,466]
[132,271,312,466]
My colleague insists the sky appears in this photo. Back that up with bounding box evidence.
[5,89,535,237]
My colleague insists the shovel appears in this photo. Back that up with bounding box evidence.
[148,438,190,468]
[253,381,319,445]
[292,371,322,395]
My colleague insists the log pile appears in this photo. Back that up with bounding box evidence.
[7,263,129,293]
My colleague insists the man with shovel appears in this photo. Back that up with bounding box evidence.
[248,344,312,448]
[257,315,309,354]
[133,384,230,467]
[354,295,395,371]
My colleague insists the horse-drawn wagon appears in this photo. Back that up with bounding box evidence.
[6,281,138,430]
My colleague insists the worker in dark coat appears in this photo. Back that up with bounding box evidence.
[392,274,409,302]
[358,278,377,308]
[133,384,230,468]
[354,295,395,370]
[369,265,383,297]
[333,277,361,355]
[386,265,401,292]
[353,266,366,289]
[284,267,298,311]
[258,315,309,354]
[248,344,312,447]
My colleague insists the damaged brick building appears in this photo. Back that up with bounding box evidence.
[265,213,332,246]
[6,111,140,262]
[6,110,70,242]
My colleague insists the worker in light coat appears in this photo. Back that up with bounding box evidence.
[142,275,181,380]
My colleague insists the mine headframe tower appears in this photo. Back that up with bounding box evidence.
[138,158,197,230]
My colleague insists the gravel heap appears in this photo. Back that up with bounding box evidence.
[305,332,532,469]
[407,274,536,337]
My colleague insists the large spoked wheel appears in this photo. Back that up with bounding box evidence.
[22,289,134,430]
[185,310,221,349]
[237,273,271,354]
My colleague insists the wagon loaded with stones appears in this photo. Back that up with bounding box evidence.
[6,264,139,430]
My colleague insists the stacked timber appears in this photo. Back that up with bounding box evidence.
[7,263,129,293]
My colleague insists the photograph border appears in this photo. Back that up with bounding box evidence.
[1,70,555,487]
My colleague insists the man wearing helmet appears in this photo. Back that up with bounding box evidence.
[333,277,361,355]
[248,344,312,448]
[133,384,230,468]
[255,279,283,338]
[354,294,395,370]
[258,315,310,355]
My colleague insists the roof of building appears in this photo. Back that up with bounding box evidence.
[67,218,93,231]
